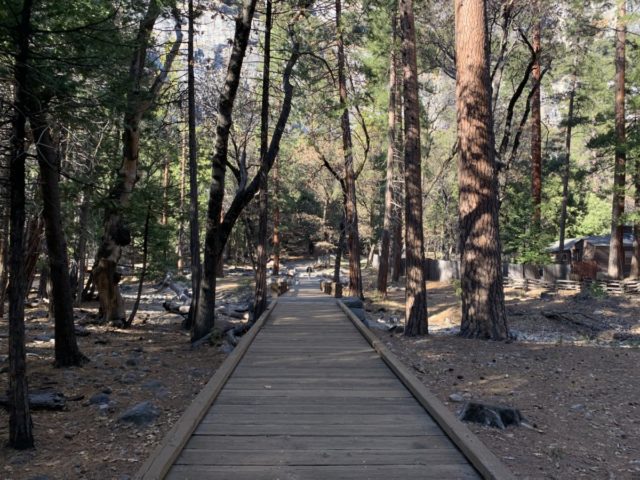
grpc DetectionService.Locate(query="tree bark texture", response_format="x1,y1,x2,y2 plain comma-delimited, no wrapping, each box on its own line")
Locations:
74,188,91,305
8,0,34,448
31,116,85,366
377,12,398,296
399,0,427,336
455,0,508,340
272,158,281,276
608,0,626,280
94,2,181,323
253,0,272,321
335,0,363,299
185,0,201,331
531,11,542,229
194,0,259,341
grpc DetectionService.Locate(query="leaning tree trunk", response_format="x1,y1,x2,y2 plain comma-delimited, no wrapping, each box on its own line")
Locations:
608,0,626,280
531,8,542,230
194,0,259,341
558,58,578,256
94,1,181,323
335,0,363,299
8,0,34,448
253,0,272,320
399,0,427,336
377,12,398,296
455,0,508,340
30,116,85,366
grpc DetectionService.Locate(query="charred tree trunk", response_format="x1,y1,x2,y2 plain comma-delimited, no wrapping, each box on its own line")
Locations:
253,0,272,321
335,0,363,299
531,10,542,229
608,0,626,280
8,0,34,448
455,0,508,340
558,59,577,256
377,12,398,296
31,116,85,366
94,3,181,323
194,0,258,340
399,0,427,336
185,0,201,330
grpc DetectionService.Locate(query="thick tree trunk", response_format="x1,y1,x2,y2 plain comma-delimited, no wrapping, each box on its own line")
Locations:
558,60,578,256
531,11,542,229
185,0,201,331
335,0,363,299
399,0,427,336
377,13,398,296
194,0,261,340
31,116,85,366
94,2,181,323
455,0,508,340
8,0,34,448
253,0,272,321
608,0,626,280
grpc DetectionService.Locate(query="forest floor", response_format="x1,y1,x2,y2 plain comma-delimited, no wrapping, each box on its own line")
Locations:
358,269,640,479
0,268,256,480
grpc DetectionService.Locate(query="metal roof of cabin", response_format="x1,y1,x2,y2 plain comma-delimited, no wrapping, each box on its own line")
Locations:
547,233,635,252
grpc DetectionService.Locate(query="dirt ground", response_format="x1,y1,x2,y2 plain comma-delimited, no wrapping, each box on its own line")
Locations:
0,273,255,480
362,273,640,479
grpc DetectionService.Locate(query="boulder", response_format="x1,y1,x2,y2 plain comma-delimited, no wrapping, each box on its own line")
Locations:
118,401,160,426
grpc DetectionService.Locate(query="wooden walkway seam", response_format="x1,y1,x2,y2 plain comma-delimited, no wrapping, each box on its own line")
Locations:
134,299,279,480
337,300,515,480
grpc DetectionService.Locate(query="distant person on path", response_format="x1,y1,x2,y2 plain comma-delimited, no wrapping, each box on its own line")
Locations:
306,266,313,278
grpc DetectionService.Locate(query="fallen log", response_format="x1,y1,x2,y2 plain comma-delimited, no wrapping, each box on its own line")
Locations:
0,390,66,411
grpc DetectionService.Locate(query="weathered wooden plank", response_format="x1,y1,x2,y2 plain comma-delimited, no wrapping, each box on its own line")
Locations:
213,395,417,406
206,403,426,415
184,434,455,451
175,449,467,466
217,388,413,398
224,377,402,388
200,413,436,425
193,423,443,436
167,464,479,480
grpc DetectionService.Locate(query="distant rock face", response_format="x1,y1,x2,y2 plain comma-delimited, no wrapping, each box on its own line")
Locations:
118,401,160,426
458,402,524,429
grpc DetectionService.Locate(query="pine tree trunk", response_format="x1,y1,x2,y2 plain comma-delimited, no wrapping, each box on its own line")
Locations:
272,159,281,276
531,10,542,229
455,0,508,340
633,151,640,278
558,60,577,257
335,0,363,299
30,116,85,366
0,208,8,318
75,188,91,305
377,13,398,296
253,0,272,320
399,0,427,336
8,0,34,448
608,0,626,280
177,125,186,271
24,215,43,297
194,0,259,341
185,0,201,331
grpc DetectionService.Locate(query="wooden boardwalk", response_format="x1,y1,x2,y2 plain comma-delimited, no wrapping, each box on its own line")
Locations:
137,276,512,479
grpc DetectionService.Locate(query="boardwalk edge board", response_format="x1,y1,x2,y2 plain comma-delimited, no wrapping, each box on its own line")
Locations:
134,299,279,480
337,300,515,480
